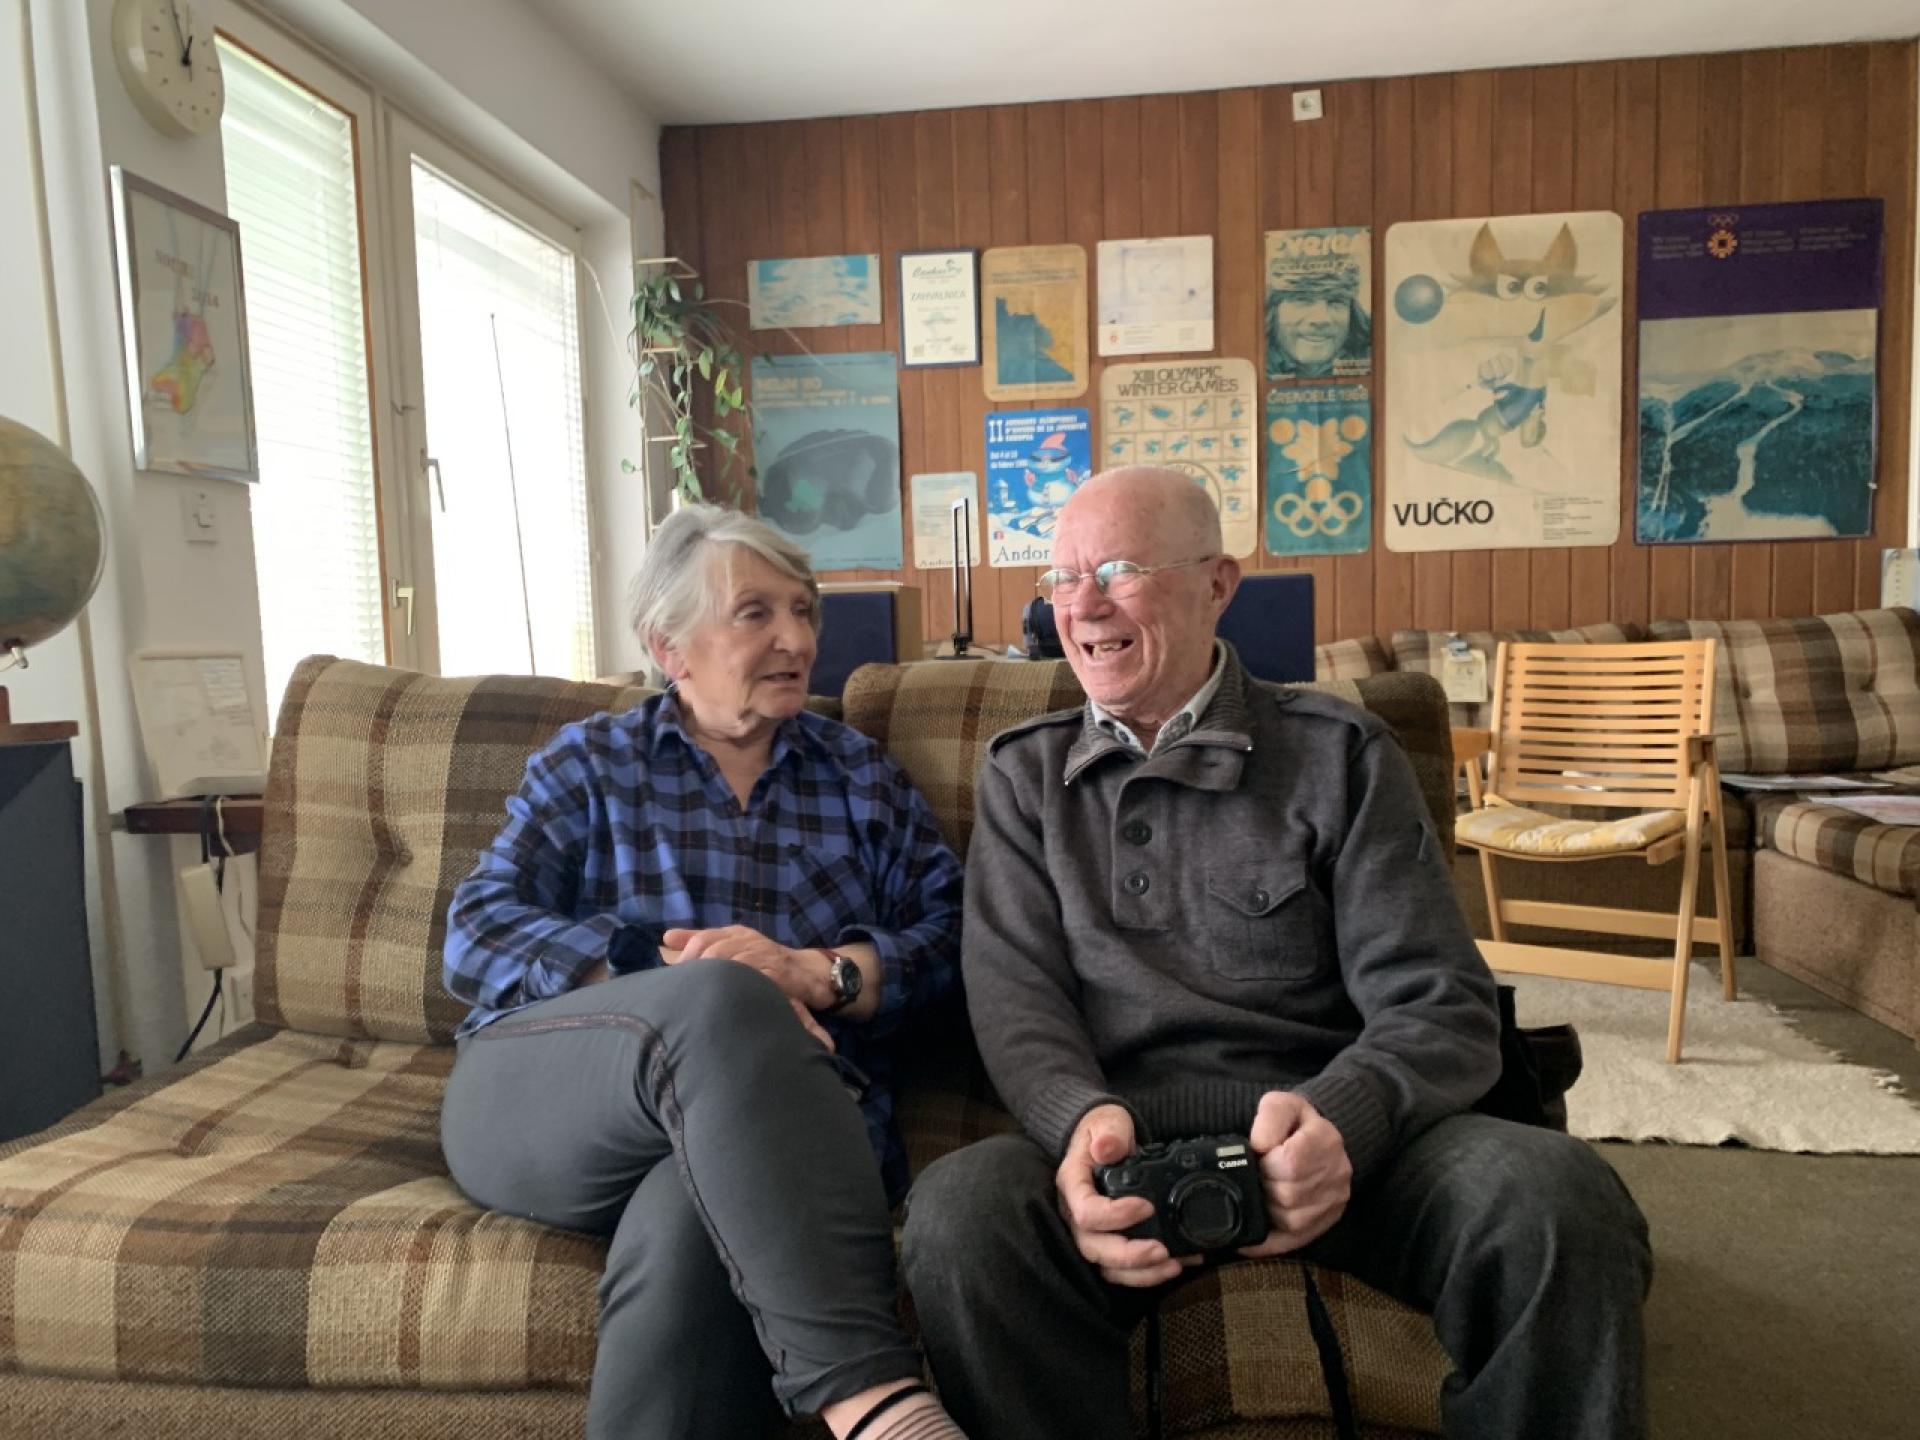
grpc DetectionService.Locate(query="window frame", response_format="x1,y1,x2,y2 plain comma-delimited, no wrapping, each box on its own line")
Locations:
380,109,602,679
214,10,405,671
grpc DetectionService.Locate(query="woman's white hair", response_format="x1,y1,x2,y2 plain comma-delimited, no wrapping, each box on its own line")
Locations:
628,503,821,651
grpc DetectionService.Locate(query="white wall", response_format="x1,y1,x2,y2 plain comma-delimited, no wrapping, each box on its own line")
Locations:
4,0,662,1076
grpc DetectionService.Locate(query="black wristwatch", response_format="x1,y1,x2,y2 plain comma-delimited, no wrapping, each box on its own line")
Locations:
823,950,862,1012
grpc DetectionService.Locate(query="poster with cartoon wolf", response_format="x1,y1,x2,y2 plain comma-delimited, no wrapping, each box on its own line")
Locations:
1384,212,1623,552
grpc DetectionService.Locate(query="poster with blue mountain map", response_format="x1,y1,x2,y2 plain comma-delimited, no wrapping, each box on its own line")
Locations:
981,245,1089,401
1636,200,1882,544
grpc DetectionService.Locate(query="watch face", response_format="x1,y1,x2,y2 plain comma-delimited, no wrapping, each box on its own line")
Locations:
831,955,862,1002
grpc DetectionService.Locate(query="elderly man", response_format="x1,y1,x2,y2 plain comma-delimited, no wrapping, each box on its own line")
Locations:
901,467,1650,1440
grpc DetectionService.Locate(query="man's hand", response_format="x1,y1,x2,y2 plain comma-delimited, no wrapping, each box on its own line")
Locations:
1055,1104,1194,1288
662,925,837,1011
1238,1091,1353,1258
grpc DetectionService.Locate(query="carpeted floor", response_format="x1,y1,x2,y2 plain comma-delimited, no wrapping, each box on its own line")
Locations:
1594,960,1920,1439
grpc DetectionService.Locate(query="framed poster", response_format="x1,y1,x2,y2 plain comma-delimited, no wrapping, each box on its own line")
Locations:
984,408,1091,568
1265,226,1372,380
750,352,903,571
1266,384,1372,557
1100,360,1257,558
1096,236,1214,356
898,250,979,367
980,244,1089,401
1636,199,1883,544
1384,211,1623,552
110,167,257,482
747,254,882,328
909,472,980,567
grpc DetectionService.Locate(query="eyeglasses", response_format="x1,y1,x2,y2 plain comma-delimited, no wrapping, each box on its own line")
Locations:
1035,555,1219,603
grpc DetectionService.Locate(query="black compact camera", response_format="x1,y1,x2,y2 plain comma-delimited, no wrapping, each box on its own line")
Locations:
1094,1134,1270,1257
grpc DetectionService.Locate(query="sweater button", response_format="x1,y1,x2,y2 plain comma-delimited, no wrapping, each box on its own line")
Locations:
1123,820,1151,845
1123,871,1150,896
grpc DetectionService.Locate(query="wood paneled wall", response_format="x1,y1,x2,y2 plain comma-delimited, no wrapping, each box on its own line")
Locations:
660,42,1918,651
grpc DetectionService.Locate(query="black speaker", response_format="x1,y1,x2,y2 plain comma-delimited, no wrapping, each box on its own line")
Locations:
1217,572,1315,683
814,589,910,698
1023,573,1314,681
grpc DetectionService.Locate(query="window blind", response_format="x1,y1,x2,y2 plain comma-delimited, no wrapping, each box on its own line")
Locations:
218,41,385,720
409,160,595,681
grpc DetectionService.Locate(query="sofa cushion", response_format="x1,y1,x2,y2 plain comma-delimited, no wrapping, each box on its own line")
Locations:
1645,609,1920,774
1315,634,1395,681
256,658,654,1044
0,1026,598,1392
843,661,1457,858
1391,623,1650,727
1753,796,1920,900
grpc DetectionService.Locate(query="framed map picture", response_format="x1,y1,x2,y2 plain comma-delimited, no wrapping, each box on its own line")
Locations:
110,168,257,482
980,244,1089,401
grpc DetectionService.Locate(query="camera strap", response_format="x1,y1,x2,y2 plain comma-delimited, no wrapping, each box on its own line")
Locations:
1300,1262,1360,1440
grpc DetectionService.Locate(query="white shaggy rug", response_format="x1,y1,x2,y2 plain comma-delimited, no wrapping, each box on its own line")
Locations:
1500,970,1920,1154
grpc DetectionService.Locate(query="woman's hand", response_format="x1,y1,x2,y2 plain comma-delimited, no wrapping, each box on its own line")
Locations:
662,926,839,1052
662,925,836,1010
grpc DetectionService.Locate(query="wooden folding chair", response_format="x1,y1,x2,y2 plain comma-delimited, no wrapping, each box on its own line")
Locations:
1453,639,1736,1063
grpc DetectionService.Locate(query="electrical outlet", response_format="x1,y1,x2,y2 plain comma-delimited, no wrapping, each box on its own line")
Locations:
1292,89,1324,122
181,486,220,544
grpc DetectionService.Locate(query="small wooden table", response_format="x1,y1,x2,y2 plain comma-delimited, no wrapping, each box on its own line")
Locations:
120,795,266,854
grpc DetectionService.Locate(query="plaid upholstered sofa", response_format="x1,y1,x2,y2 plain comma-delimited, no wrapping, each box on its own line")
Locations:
1316,608,1920,1043
0,654,1464,1440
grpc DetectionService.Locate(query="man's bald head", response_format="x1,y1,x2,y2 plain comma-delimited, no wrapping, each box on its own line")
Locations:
1057,467,1222,565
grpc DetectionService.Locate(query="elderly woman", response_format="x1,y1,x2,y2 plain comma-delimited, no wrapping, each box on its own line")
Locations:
441,505,969,1440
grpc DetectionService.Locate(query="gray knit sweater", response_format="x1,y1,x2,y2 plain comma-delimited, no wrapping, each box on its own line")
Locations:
963,655,1501,1184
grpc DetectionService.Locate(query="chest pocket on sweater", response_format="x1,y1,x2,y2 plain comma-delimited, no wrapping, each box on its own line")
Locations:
1204,862,1323,981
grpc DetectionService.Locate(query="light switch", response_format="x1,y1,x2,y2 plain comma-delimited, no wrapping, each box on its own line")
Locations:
182,486,219,545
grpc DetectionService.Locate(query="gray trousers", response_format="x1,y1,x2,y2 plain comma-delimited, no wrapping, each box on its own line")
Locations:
440,961,920,1439
901,1114,1651,1440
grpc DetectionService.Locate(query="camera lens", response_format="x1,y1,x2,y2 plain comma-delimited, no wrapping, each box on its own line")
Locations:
1168,1174,1242,1250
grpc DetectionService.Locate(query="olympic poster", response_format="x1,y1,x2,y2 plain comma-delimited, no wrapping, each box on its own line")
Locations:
1636,199,1882,544
1265,226,1372,381
1100,359,1257,558
1384,212,1623,552
1265,385,1372,557
984,408,1091,568
750,352,902,571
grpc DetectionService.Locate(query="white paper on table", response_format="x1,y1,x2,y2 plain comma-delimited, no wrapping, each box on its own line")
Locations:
1801,793,1920,825
1719,772,1892,791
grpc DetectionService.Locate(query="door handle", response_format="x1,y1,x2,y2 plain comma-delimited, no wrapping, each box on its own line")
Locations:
391,582,415,636
424,455,445,511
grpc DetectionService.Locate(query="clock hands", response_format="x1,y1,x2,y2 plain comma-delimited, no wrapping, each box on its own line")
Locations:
165,0,192,68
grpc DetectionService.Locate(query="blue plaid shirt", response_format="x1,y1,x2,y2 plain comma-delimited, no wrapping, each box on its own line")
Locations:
443,692,964,1202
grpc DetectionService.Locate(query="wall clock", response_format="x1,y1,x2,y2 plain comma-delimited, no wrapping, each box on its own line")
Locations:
112,0,225,138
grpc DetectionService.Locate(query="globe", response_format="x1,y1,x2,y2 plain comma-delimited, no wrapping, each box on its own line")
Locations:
0,416,106,661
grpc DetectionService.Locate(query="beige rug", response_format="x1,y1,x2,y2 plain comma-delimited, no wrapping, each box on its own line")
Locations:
1501,970,1920,1154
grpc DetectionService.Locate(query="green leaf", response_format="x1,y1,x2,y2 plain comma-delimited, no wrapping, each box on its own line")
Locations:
697,351,713,381
666,276,682,302
619,458,636,473
638,355,656,377
717,430,738,451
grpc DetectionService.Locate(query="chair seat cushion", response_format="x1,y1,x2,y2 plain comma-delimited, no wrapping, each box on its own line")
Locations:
1754,797,1920,899
0,1026,599,1392
1457,804,1688,857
